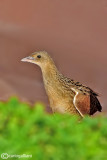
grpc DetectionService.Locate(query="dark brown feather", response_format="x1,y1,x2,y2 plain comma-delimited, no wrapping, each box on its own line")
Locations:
90,93,102,115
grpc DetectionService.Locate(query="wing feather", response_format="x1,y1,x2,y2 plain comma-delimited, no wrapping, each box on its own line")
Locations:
73,91,90,117
72,88,102,116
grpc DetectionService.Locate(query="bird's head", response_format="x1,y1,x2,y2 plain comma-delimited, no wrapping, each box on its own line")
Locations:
21,51,52,68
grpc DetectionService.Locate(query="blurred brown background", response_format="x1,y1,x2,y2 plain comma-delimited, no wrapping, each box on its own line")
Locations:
0,0,107,112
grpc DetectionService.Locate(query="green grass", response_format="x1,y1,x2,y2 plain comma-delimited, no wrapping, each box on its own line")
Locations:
0,97,107,160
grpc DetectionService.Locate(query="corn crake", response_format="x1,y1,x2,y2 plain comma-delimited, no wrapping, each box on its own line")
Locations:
21,51,102,118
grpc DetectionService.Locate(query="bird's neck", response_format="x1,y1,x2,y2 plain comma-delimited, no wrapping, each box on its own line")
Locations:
40,61,63,103
41,61,60,86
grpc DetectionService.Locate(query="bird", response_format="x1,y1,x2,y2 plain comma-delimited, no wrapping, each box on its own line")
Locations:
21,51,102,117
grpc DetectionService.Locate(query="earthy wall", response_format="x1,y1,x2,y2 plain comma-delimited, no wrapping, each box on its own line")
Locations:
0,0,107,112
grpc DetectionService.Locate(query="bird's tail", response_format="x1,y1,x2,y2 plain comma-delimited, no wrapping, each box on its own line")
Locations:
90,93,102,115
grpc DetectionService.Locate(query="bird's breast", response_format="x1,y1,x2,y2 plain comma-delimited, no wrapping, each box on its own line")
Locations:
44,83,74,112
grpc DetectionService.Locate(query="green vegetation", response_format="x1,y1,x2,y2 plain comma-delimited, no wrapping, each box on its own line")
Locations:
0,97,107,160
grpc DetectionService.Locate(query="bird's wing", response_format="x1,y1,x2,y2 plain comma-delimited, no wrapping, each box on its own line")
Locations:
71,88,90,117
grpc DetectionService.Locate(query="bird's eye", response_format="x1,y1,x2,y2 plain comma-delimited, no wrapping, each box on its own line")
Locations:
37,55,41,58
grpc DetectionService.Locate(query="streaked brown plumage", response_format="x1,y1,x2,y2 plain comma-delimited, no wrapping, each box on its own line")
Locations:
21,51,102,117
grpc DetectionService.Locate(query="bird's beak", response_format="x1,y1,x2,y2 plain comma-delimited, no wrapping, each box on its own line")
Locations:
21,56,35,62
